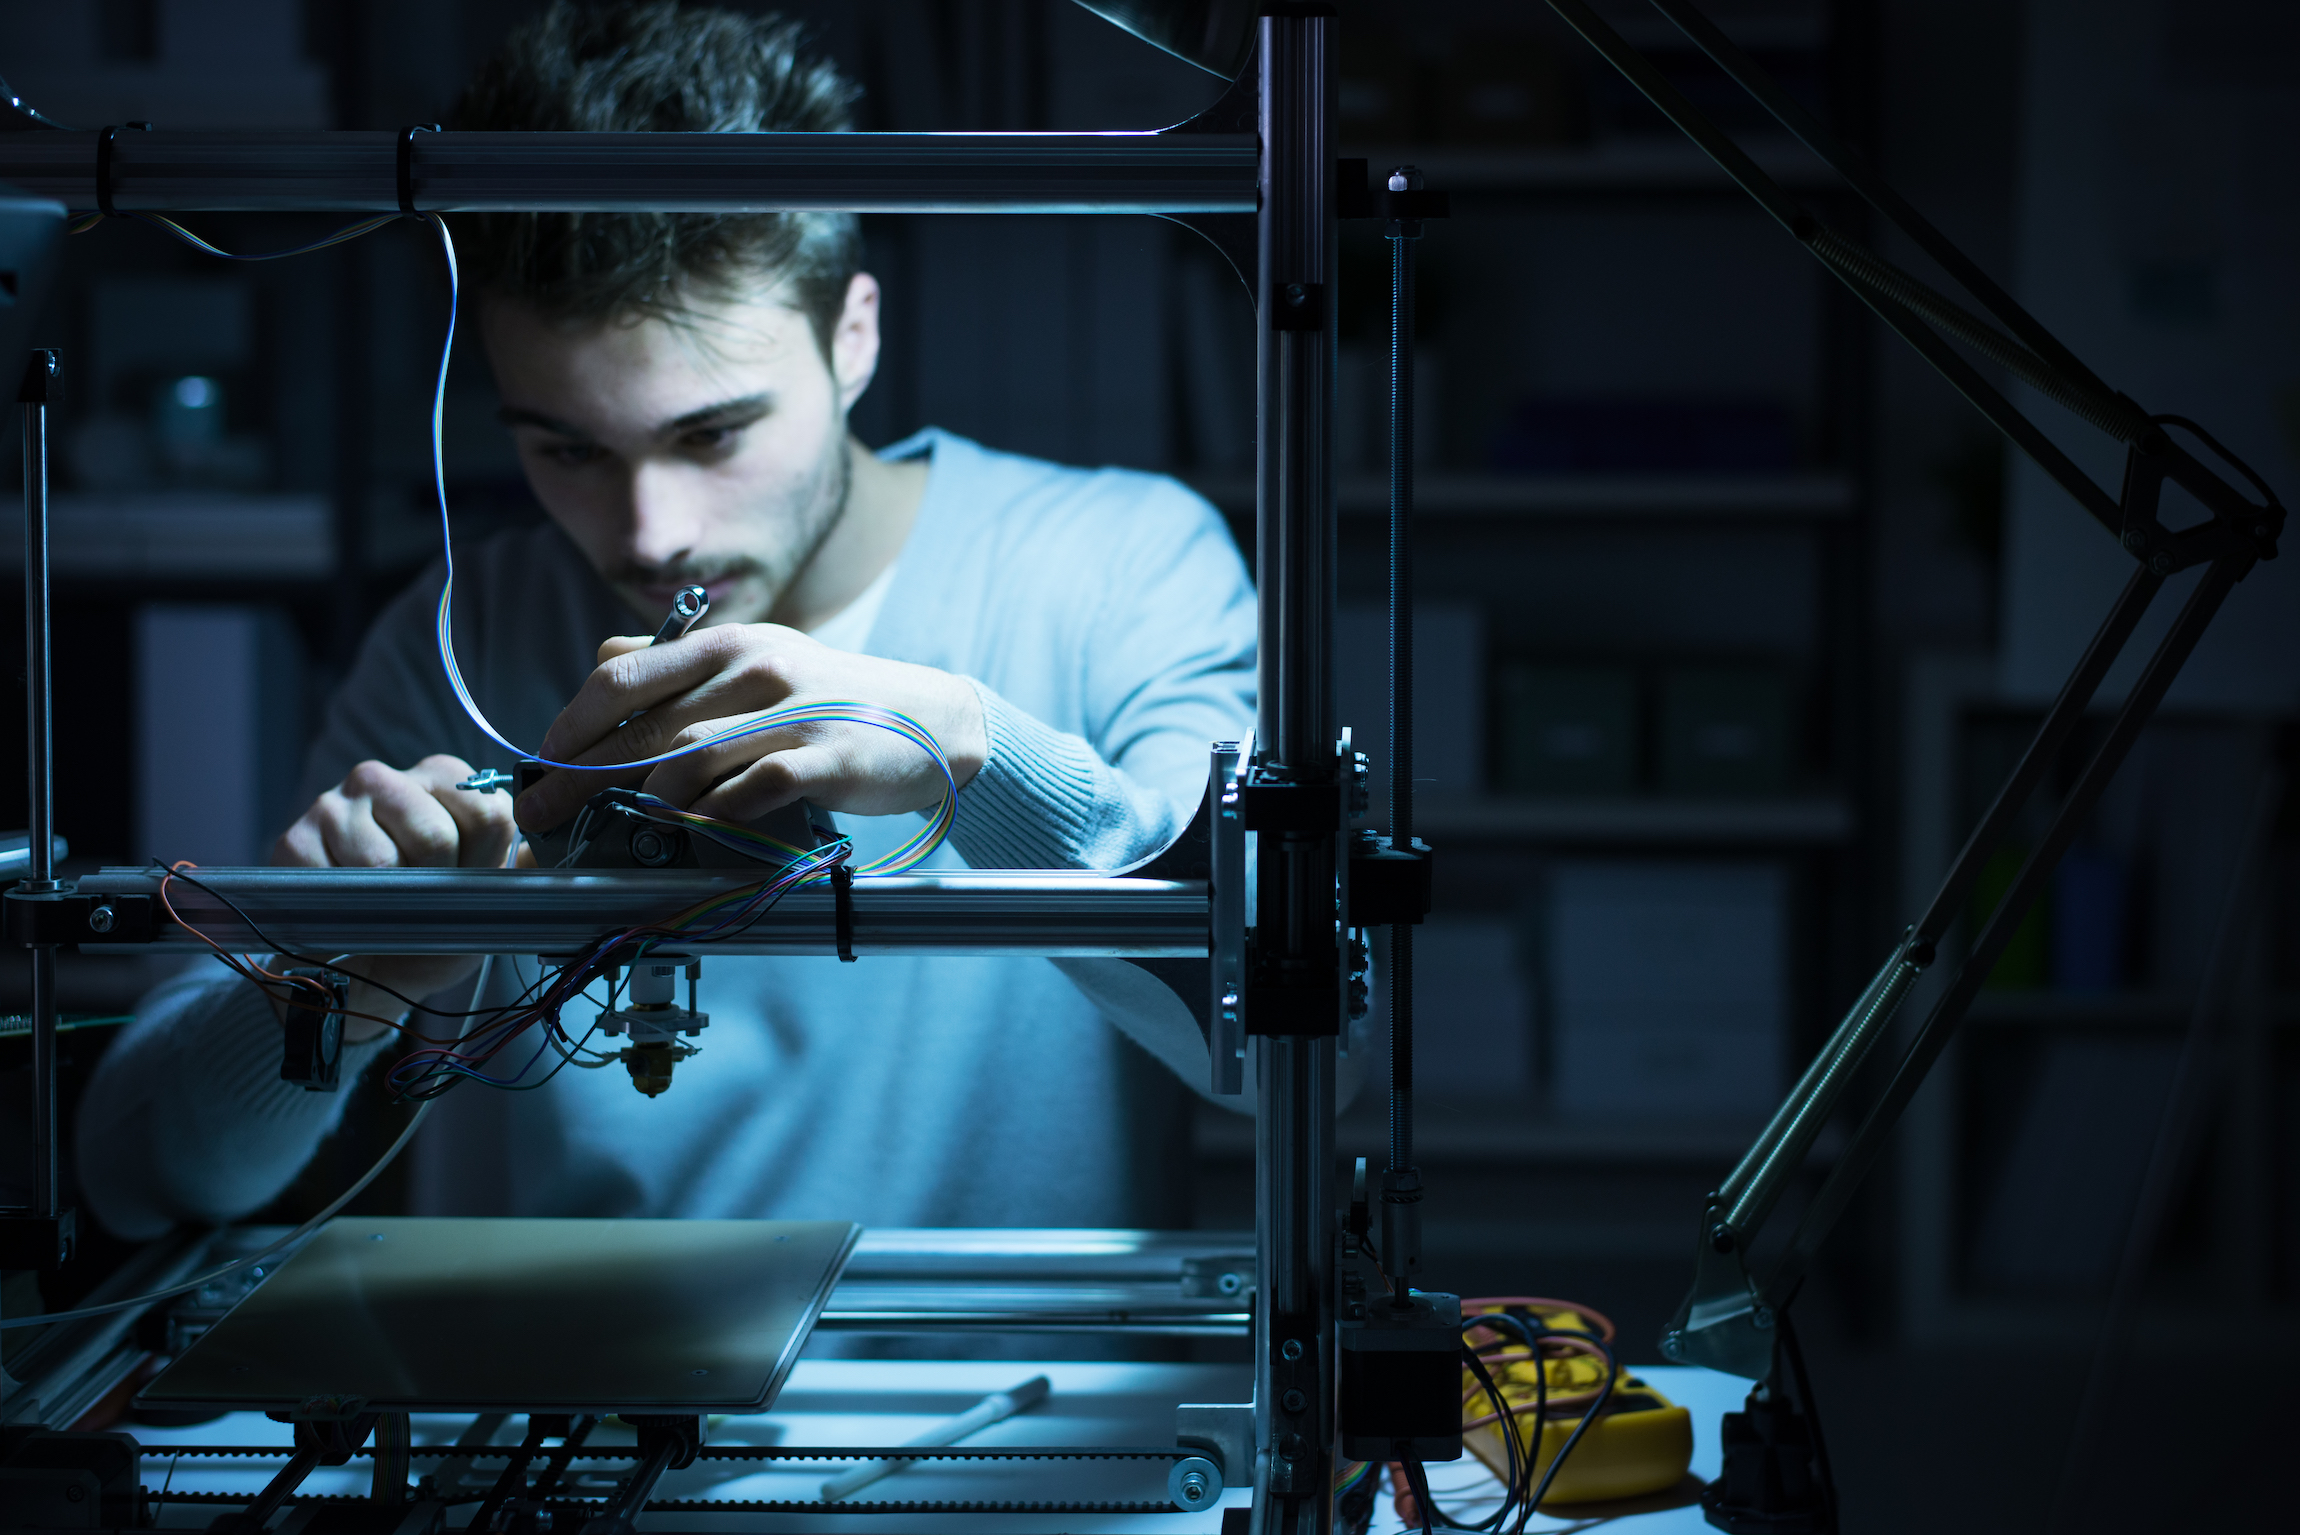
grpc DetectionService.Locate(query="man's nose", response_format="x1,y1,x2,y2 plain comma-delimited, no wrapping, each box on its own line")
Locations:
625,461,705,569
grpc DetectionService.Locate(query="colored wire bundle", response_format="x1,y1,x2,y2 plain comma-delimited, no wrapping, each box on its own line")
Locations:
382,829,855,1099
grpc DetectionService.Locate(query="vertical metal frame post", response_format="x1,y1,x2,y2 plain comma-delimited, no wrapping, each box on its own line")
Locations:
1252,12,1337,1535
14,350,69,1257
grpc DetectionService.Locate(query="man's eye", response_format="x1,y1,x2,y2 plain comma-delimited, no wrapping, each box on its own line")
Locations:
681,426,739,452
539,441,606,468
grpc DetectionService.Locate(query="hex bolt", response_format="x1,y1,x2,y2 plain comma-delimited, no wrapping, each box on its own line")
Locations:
87,905,115,934
1280,1338,1303,1362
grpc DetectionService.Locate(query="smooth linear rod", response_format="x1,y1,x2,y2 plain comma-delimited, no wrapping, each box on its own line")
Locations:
71,867,1207,958
0,130,1259,215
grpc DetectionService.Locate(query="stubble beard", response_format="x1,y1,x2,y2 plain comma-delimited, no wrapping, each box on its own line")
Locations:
609,425,853,626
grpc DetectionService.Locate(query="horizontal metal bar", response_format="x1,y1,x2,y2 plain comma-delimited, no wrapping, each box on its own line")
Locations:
0,130,1259,214
79,866,1208,958
814,1310,1248,1334
150,1445,1193,1462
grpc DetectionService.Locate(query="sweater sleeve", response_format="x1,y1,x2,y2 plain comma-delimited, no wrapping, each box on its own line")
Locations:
76,965,395,1241
941,473,1256,873
73,567,484,1241
947,683,1188,870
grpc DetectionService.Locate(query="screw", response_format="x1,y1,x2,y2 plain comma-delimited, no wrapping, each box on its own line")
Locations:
1218,1272,1243,1296
1751,1305,1776,1331
1659,1331,1684,1360
1708,1223,1736,1254
1181,1473,1208,1502
1284,282,1307,305
1281,1388,1307,1413
1280,1338,1303,1361
88,905,115,934
2151,551,2174,574
2123,530,2147,553
65,1485,85,1502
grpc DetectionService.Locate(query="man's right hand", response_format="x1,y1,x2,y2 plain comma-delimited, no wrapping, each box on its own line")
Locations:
270,754,517,1041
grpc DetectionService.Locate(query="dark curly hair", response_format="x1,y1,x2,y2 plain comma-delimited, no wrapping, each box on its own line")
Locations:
450,2,862,356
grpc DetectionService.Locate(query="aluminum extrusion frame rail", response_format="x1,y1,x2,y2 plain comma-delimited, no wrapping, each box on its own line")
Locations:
0,130,1259,215
54,867,1209,958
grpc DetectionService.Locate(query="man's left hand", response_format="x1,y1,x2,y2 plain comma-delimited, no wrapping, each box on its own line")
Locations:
514,625,987,834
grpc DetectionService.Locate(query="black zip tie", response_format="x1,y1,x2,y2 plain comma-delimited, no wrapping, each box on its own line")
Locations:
398,124,440,218
96,125,117,217
832,864,857,962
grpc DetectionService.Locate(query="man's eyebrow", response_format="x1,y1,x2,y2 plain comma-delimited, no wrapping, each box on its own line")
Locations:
662,393,773,434
496,405,591,438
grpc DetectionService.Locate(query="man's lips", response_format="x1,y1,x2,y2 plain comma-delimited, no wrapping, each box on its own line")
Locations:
633,577,739,612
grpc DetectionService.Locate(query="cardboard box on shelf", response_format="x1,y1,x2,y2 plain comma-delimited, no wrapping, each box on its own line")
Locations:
1543,859,1787,1118
1656,663,1794,796
1495,661,1640,796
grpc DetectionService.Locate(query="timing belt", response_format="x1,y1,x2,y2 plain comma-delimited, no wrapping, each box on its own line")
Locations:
139,1444,1188,1461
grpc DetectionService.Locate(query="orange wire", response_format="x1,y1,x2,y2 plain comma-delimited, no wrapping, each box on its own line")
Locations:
1459,1332,1618,1428
158,862,421,1038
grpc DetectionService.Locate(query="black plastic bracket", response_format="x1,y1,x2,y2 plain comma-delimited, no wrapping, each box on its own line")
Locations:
3,888,155,946
1240,779,1340,831
1347,831,1432,926
0,1208,74,1268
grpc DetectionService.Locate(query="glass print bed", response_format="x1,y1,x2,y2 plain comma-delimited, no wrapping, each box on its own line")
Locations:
139,1217,861,1414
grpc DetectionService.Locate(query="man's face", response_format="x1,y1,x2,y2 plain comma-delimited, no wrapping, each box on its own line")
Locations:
483,273,882,626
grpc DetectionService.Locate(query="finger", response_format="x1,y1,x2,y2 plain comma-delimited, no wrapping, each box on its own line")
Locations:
538,628,746,764
403,754,518,868
358,767,466,869
597,635,649,664
272,813,331,868
638,715,822,809
685,743,848,823
315,789,403,868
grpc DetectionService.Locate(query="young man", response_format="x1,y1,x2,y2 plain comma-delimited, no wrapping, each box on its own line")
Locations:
76,2,1263,1237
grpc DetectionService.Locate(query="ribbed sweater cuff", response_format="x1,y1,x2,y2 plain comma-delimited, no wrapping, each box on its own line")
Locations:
951,681,1135,870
